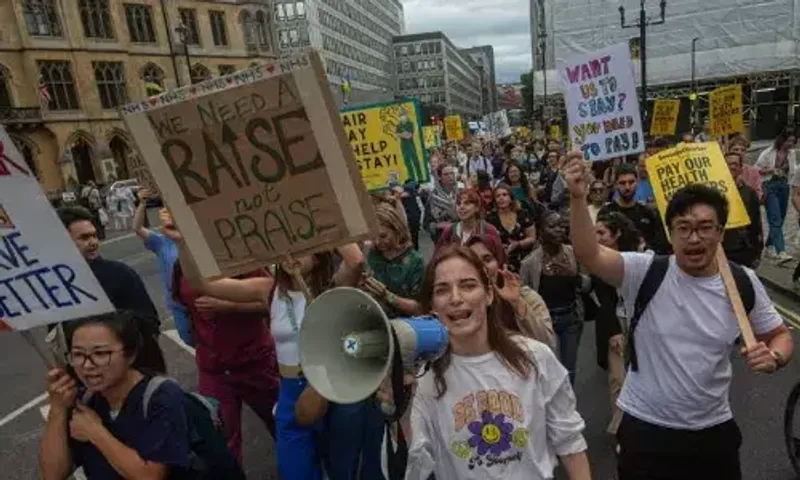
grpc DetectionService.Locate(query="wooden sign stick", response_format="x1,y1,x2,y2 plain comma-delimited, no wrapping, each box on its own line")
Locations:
284,254,314,305
716,247,756,348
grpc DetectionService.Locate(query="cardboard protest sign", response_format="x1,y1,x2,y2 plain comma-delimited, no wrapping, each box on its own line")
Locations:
340,99,429,192
709,84,744,138
120,52,376,280
0,127,114,330
444,115,464,141
650,99,680,136
646,142,749,229
558,42,644,161
482,110,512,138
128,151,160,195
423,126,441,149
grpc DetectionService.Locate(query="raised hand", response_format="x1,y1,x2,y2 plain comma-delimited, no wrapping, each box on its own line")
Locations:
562,151,590,199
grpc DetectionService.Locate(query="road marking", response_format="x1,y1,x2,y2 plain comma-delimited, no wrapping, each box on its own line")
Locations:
0,329,193,431
775,303,800,330
163,329,196,357
100,232,136,245
0,392,48,428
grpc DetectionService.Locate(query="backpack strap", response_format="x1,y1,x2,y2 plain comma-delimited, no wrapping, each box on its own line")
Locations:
625,255,671,372
729,262,756,315
142,376,172,418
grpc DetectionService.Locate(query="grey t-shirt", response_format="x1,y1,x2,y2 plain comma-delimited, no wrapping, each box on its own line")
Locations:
617,252,783,430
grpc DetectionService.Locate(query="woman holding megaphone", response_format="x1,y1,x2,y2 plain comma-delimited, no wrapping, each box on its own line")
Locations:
180,240,366,480
381,245,591,480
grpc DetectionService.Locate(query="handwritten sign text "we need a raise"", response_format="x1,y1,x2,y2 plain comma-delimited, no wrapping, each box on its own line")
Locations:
559,42,644,162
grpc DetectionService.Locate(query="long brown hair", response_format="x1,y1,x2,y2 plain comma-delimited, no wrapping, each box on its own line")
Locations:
275,252,336,297
419,245,535,398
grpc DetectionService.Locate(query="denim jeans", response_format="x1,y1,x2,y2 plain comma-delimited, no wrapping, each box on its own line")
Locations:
765,178,790,253
551,307,583,385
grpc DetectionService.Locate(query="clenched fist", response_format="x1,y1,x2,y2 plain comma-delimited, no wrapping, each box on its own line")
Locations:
562,151,590,199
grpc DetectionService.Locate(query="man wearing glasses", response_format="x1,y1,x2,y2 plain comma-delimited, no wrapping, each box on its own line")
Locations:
563,152,792,480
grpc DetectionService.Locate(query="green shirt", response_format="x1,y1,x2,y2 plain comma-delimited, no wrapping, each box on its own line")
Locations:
367,247,424,318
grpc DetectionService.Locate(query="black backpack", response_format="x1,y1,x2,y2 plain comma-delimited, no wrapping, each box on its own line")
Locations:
625,255,755,371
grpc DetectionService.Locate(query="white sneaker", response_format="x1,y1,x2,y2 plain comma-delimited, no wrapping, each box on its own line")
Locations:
776,251,793,264
765,246,777,259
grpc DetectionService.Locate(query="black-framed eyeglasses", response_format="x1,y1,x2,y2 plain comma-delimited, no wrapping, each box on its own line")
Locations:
67,348,123,368
671,223,723,240
590,187,605,193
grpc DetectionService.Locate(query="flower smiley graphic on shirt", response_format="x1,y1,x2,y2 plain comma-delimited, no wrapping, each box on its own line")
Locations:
450,389,530,470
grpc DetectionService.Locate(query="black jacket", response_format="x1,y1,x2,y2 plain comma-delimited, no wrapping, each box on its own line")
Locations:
722,183,762,268
598,201,671,254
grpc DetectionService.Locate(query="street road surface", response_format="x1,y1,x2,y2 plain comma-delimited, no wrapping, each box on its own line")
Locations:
1,226,799,479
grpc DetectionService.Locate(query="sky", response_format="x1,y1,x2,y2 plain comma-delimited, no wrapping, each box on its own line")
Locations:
400,0,532,84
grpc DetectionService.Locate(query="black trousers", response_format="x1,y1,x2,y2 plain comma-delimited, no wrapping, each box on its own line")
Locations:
617,413,742,480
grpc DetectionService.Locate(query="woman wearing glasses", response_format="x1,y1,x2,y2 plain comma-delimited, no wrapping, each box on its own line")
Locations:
40,311,190,479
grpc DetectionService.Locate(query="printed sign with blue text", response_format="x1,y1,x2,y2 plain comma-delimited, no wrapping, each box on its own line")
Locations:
0,126,114,330
558,42,644,162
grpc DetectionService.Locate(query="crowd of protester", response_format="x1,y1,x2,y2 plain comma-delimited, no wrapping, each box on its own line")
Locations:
38,126,799,480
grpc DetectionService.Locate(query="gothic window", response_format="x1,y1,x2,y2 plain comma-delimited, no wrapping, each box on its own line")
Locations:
23,0,62,37
93,62,127,109
124,4,156,43
190,64,211,83
38,61,79,110
79,0,114,39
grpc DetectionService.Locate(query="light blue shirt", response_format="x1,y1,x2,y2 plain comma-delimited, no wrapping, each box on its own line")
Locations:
144,232,193,345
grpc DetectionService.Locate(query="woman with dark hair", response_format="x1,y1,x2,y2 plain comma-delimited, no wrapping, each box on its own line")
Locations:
40,311,190,479
437,189,500,247
475,171,494,212
756,128,797,262
190,243,368,479
520,210,590,385
466,234,556,348
392,245,590,479
505,163,536,206
591,212,642,435
486,183,537,272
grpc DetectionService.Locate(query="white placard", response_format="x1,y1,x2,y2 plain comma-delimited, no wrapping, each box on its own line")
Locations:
482,110,513,138
0,127,113,331
558,42,644,162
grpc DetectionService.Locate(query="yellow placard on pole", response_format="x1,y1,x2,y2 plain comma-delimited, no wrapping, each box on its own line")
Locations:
423,126,442,149
650,99,680,136
709,84,744,138
549,124,561,142
646,142,750,229
341,99,429,191
444,115,464,141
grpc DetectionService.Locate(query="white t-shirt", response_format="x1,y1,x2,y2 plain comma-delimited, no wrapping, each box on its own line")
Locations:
403,337,587,480
618,252,783,430
269,289,307,366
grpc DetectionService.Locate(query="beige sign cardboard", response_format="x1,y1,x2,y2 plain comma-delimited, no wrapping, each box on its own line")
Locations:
121,52,375,280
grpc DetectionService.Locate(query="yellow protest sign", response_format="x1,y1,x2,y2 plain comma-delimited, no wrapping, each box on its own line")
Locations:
646,142,749,229
423,125,441,149
709,84,744,138
444,115,464,141
340,99,428,191
650,99,680,136
550,124,561,142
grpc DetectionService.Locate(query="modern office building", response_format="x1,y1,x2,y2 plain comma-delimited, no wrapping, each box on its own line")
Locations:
0,0,274,192
530,0,800,138
392,31,483,119
273,0,404,106
462,45,497,114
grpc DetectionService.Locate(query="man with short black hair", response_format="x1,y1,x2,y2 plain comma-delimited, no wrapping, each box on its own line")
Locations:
722,152,763,268
564,153,792,480
600,163,669,254
57,206,165,373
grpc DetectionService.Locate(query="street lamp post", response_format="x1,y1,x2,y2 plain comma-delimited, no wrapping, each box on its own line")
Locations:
691,37,699,130
620,0,667,131
175,23,193,84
